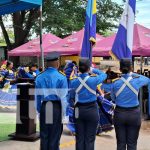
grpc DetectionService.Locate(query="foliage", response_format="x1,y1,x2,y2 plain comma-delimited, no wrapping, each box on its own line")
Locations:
38,0,123,38
0,0,123,50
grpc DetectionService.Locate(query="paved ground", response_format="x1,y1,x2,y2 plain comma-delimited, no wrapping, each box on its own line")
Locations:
0,122,150,150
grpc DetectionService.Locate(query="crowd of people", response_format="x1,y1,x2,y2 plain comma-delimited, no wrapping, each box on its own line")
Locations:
0,61,40,88
35,52,150,150
0,52,150,150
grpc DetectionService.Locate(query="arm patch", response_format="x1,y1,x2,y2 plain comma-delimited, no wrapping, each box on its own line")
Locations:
59,71,66,76
112,78,120,82
90,74,97,77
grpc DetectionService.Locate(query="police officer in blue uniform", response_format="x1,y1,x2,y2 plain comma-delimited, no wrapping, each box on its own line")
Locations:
35,51,68,150
70,57,107,150
111,58,150,150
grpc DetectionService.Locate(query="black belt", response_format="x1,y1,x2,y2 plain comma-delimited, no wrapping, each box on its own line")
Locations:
116,105,139,111
42,100,60,104
76,101,96,106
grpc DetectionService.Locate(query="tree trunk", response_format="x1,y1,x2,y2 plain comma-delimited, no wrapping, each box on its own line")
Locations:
0,16,12,50
12,9,39,48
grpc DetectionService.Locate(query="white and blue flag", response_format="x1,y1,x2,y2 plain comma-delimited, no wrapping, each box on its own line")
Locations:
110,0,136,60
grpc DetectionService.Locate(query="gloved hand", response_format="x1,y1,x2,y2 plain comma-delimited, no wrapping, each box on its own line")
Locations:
62,116,69,124
101,94,105,97
89,67,94,74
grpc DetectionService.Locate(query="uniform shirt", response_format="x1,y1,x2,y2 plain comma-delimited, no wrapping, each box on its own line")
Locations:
70,69,107,103
148,84,150,116
0,69,7,77
111,73,150,108
0,73,4,88
34,69,40,76
18,68,34,79
101,83,112,93
5,69,15,80
35,67,68,114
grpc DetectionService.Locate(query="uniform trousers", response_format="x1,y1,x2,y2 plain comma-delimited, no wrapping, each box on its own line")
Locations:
40,101,63,150
114,106,141,150
75,101,99,150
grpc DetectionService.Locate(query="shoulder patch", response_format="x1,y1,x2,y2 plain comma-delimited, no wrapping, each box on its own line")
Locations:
112,78,120,82
90,74,97,77
59,71,66,76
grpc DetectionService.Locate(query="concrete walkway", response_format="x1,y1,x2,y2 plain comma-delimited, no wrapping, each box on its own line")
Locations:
0,122,150,150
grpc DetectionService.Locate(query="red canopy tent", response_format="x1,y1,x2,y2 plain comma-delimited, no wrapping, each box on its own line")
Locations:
44,29,104,55
93,34,116,56
93,24,150,56
8,33,61,57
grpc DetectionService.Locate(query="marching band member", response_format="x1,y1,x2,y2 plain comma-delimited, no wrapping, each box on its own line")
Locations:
70,57,107,150
111,58,150,150
35,52,68,150
65,60,114,135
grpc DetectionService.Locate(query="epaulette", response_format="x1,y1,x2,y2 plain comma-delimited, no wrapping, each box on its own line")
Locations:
132,75,140,79
90,74,97,77
36,71,45,78
97,84,102,90
112,78,120,82
70,76,77,80
59,71,66,76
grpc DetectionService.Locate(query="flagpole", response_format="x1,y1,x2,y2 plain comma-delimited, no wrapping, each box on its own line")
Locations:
90,43,93,65
80,0,96,63
40,5,44,70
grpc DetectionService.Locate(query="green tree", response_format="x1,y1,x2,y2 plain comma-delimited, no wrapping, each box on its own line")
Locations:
0,0,123,50
96,0,123,34
0,9,39,50
39,0,123,38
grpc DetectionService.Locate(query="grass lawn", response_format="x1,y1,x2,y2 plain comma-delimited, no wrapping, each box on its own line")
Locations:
0,113,16,141
0,113,39,142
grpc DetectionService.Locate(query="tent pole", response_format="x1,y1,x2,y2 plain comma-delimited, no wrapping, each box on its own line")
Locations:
40,5,44,70
140,56,143,117
37,56,40,68
132,56,135,72
140,56,143,74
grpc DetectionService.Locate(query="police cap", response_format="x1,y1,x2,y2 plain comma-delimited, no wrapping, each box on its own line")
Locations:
45,51,60,61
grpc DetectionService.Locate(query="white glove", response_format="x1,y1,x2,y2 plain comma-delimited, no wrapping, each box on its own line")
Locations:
62,116,69,124
89,67,94,74
101,94,105,98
